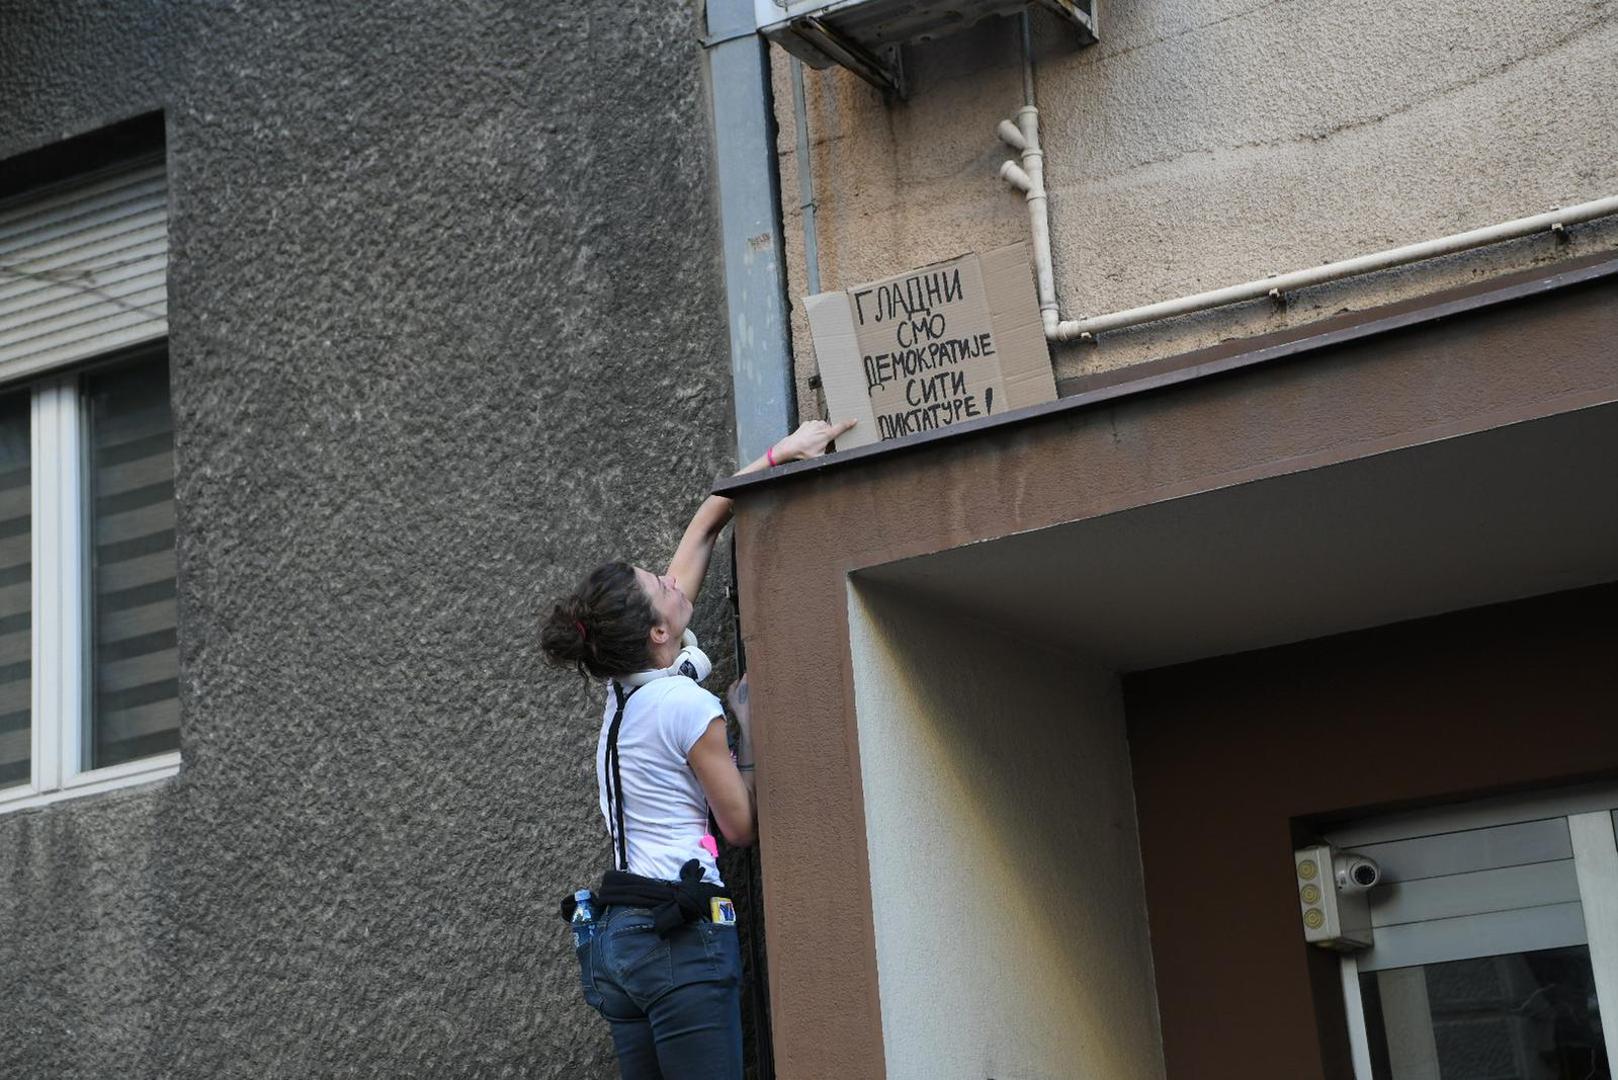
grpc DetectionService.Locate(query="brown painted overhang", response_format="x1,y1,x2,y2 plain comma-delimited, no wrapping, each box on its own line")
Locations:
726,248,1618,1079
717,250,1618,497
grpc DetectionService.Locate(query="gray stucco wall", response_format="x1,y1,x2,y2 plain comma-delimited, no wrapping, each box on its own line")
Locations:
0,2,740,1076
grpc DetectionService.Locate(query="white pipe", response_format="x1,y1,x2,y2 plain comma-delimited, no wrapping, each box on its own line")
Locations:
1051,194,1618,340
998,137,1618,342
1014,106,1060,339
1001,14,1058,338
998,160,1032,193
996,118,1027,153
997,17,1618,343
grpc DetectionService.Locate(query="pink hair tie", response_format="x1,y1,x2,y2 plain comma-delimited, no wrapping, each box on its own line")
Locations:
766,445,777,468
574,619,588,640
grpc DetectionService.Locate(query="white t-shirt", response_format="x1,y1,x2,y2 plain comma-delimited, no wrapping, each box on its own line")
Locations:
597,676,726,885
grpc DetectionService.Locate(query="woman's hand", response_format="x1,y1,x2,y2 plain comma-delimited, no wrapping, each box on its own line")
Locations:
726,675,752,765
772,418,857,463
665,418,856,604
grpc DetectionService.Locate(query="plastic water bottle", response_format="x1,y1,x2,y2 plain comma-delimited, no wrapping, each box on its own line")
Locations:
571,889,596,949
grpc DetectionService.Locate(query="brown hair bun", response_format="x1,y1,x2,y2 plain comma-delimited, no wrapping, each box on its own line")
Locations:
541,561,658,680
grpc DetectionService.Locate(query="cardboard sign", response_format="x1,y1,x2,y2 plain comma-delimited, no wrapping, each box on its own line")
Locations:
805,243,1056,450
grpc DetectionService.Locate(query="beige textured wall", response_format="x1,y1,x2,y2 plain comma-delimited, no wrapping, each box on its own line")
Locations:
847,580,1165,1079
774,1,1618,416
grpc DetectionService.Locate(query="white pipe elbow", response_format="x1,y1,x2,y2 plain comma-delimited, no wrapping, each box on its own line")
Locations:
1051,318,1088,343
999,160,1032,192
996,118,1028,151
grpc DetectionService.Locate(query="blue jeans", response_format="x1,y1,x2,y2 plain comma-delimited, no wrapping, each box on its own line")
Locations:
576,905,744,1080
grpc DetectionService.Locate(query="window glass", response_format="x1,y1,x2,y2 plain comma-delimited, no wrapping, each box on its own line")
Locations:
86,358,177,769
0,392,28,787
1359,945,1610,1078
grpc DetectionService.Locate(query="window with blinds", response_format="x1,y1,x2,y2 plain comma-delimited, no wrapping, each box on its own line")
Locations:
0,149,178,809
87,358,178,769
0,392,28,789
0,159,168,384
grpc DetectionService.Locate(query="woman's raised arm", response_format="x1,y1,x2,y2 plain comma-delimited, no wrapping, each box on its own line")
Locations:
665,419,854,603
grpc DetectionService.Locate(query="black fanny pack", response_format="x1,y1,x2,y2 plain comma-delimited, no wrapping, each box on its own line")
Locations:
560,857,727,938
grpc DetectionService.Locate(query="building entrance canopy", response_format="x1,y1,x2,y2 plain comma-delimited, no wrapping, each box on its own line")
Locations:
858,397,1618,671
721,253,1618,1079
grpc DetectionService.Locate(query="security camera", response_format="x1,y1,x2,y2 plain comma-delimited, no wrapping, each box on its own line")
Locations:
1334,854,1381,893
1295,844,1380,950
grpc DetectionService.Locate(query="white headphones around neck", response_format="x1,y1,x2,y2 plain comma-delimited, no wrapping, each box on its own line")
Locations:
618,629,712,688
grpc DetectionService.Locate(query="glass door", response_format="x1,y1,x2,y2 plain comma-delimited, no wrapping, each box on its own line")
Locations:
1327,793,1618,1079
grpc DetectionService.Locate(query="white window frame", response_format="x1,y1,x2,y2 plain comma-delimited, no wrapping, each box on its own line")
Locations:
1328,783,1618,1078
0,366,180,813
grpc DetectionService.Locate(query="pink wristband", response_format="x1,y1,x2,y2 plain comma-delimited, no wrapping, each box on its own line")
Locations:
766,445,777,468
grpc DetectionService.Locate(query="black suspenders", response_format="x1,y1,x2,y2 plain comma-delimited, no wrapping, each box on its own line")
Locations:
604,681,639,872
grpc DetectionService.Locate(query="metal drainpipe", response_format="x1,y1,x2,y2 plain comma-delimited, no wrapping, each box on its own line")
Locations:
789,57,822,297
1020,12,1035,114
701,6,786,1077
705,0,796,465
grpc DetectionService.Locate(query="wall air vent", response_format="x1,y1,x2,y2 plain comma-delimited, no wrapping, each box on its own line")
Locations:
756,0,1097,96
